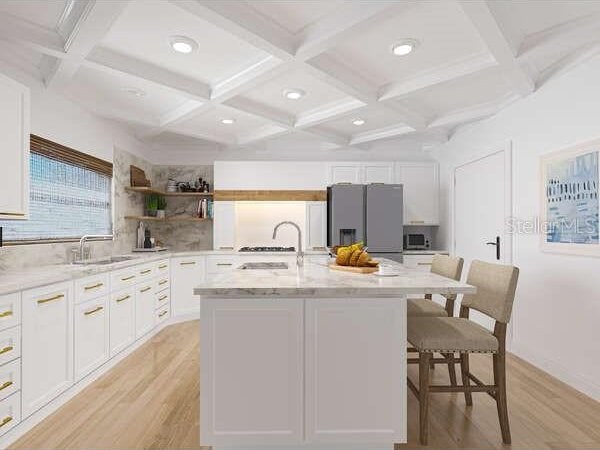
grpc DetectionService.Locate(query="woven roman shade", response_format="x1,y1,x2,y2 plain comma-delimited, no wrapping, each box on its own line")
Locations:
30,134,113,177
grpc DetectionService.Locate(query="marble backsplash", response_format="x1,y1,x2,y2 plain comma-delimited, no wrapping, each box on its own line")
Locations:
0,149,213,270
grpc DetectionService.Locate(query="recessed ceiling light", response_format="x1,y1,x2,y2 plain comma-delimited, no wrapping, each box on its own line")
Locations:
283,88,306,100
169,35,198,54
352,118,366,126
392,39,419,56
221,118,235,125
120,86,146,97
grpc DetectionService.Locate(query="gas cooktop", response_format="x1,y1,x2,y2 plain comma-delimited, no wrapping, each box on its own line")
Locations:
238,246,295,252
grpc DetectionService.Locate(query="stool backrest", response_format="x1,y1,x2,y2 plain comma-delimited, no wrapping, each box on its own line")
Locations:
430,254,464,300
461,260,519,324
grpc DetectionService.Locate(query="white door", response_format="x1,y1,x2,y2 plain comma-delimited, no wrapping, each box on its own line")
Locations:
454,149,511,327
171,257,206,316
74,296,109,381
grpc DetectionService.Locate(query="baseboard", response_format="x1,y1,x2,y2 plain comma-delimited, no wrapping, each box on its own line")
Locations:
0,315,198,449
510,341,600,401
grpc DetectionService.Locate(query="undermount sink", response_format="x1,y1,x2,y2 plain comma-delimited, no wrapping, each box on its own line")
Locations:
73,256,137,265
238,262,289,270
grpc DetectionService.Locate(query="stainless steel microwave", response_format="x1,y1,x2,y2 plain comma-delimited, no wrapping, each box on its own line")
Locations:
403,233,428,250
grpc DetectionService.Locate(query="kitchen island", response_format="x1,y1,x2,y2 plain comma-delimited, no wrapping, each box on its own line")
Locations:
194,256,475,450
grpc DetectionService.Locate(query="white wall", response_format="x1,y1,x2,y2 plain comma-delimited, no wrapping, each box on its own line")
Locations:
434,54,600,400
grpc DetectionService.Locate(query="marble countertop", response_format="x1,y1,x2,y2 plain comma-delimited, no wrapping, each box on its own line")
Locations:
194,256,475,298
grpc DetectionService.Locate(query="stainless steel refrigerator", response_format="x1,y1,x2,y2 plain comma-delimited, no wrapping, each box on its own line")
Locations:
327,184,404,262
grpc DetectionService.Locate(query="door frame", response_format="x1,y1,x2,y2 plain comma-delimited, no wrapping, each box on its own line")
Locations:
451,141,516,342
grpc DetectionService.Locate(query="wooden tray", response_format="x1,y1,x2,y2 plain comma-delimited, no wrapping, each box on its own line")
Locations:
328,263,379,274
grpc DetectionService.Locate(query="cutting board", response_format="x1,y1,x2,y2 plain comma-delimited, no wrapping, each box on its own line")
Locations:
328,263,379,274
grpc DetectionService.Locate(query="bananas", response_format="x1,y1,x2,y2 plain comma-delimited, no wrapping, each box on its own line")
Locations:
333,242,379,268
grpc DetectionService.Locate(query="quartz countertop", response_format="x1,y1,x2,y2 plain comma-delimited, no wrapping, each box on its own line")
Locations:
194,256,475,298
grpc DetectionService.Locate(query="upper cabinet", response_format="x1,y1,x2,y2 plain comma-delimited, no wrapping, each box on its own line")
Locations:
395,162,439,225
0,73,29,220
213,201,236,250
327,162,394,185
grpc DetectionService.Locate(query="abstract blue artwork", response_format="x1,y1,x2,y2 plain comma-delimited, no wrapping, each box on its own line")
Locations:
545,150,599,244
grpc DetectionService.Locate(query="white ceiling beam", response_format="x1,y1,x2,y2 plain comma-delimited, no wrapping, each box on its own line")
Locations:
349,124,415,145
295,98,365,129
0,12,65,57
238,124,289,146
458,0,534,97
211,56,286,100
223,97,294,128
429,93,520,128
297,128,349,148
535,42,600,89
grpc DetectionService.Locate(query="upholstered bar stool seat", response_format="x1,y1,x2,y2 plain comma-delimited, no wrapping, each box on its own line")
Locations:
408,317,499,353
407,298,448,317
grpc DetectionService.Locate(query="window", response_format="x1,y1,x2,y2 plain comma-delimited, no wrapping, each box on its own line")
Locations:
0,135,113,243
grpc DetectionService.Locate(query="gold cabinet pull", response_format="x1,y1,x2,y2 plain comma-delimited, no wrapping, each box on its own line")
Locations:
0,416,12,428
417,262,433,266
180,261,196,265
217,263,233,266
140,286,152,293
37,294,64,304
0,311,13,318
116,294,131,303
158,310,168,318
158,280,168,285
158,294,168,301
158,264,168,269
0,346,13,356
84,282,104,291
410,220,426,224
140,269,152,274
121,275,136,281
0,381,13,391
84,306,104,316
219,247,234,250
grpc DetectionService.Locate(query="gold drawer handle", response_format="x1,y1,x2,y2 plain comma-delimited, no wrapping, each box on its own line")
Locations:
0,416,12,428
158,294,168,301
411,220,426,224
140,269,152,274
84,282,104,291
37,294,64,304
158,280,168,285
417,262,432,266
0,381,13,391
158,310,168,318
0,346,13,356
219,247,234,250
121,275,136,281
140,286,152,293
116,294,131,303
158,264,168,269
180,261,196,265
216,263,233,266
0,311,13,318
84,306,104,316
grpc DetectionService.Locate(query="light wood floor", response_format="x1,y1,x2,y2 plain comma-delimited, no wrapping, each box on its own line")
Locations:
11,321,600,449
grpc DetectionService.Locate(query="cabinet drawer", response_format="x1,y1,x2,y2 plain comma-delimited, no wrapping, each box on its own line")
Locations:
206,255,238,275
111,267,139,291
0,391,20,436
156,304,170,325
403,255,434,271
0,293,21,332
0,327,20,366
0,359,20,402
75,273,110,304
155,259,170,275
155,276,170,293
155,291,170,310
136,263,155,281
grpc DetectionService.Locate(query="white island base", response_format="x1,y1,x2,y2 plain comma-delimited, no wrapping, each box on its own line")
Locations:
200,296,407,450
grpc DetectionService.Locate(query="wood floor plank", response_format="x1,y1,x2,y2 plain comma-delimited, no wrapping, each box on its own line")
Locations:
11,321,600,450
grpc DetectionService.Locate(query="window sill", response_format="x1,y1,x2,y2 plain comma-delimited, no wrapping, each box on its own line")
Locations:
2,237,114,246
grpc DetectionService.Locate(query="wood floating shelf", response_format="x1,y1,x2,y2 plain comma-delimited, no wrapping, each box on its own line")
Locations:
124,216,211,222
213,190,327,201
125,186,213,197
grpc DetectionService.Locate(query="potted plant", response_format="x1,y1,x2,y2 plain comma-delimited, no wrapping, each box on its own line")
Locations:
145,194,158,217
156,196,167,219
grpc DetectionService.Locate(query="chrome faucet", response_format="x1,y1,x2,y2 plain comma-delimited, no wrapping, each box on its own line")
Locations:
272,221,303,266
77,234,113,261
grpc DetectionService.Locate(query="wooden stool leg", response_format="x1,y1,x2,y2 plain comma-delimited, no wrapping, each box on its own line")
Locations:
493,353,511,444
443,352,457,386
460,353,473,406
419,352,431,445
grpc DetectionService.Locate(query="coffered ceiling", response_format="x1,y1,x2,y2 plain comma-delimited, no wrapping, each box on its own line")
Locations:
0,0,599,152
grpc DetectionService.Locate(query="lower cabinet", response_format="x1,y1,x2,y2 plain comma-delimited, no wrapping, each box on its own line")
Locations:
135,282,155,339
0,391,20,435
171,256,206,316
22,281,73,418
74,296,109,381
110,288,136,356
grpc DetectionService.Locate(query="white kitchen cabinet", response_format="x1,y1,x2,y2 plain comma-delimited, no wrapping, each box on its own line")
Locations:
0,326,20,367
0,391,21,436
74,296,109,381
171,256,206,316
22,281,73,418
0,72,29,220
213,201,236,250
110,288,136,356
135,281,155,339
395,162,439,225
0,359,20,402
327,163,362,184
327,162,395,185
0,293,20,333
363,163,394,184
305,202,327,250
